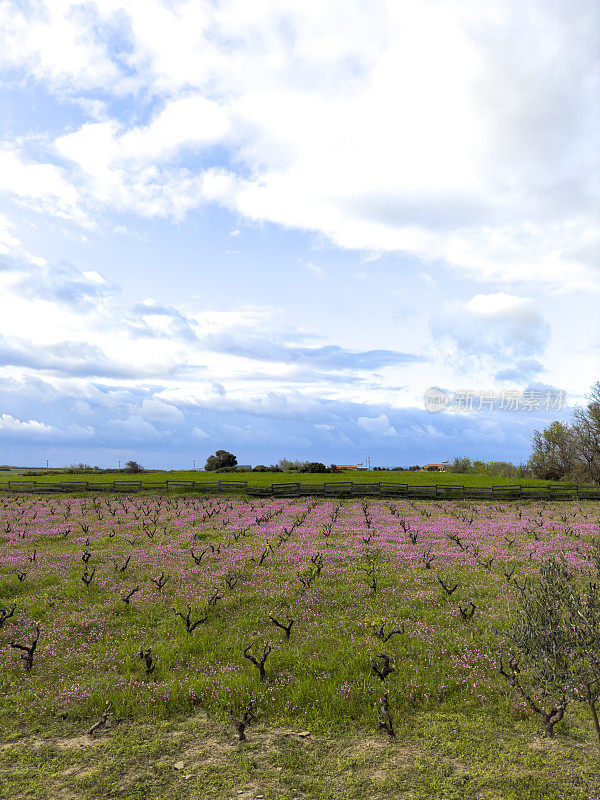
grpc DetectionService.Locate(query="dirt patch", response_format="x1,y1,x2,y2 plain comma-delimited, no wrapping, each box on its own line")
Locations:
343,733,419,764
27,733,107,750
179,732,238,769
527,735,574,753
1,732,107,752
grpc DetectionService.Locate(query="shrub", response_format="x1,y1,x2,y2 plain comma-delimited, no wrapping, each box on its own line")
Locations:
300,462,328,473
124,461,144,473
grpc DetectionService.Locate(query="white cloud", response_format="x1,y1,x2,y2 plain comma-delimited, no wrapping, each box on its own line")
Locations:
0,214,22,253
71,400,92,415
466,293,529,317
192,426,210,438
432,293,549,362
357,413,397,437
0,1,595,288
81,270,105,284
0,0,123,90
137,397,184,422
0,413,53,436
55,95,229,178
108,416,162,439
304,261,325,276
0,147,82,221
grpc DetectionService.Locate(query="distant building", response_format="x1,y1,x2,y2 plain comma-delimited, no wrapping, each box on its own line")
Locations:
421,463,449,471
335,464,359,471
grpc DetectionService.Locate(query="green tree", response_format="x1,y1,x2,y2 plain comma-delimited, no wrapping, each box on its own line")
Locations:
300,462,328,473
451,457,473,473
124,460,143,473
528,421,575,481
205,450,237,471
502,556,600,753
572,382,600,485
277,458,309,471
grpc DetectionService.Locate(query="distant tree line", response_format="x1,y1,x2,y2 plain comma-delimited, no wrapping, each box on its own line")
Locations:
22,461,145,477
448,457,530,479
449,381,600,485
204,453,336,473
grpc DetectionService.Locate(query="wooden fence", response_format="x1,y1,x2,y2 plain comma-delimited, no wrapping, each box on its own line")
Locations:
0,480,599,500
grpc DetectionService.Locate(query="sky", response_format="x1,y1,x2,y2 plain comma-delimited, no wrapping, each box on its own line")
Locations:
0,0,598,469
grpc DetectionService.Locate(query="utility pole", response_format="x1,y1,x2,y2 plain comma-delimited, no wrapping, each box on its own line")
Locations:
118,460,121,470
46,460,49,469
193,459,196,471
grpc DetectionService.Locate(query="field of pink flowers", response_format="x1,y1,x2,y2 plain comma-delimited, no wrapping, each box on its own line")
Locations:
0,493,598,744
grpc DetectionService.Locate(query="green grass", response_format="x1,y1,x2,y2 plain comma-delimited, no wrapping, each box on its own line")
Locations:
0,468,577,488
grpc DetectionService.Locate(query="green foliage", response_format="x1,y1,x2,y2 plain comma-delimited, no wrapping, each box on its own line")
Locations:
528,422,575,481
450,457,530,479
300,462,328,473
277,458,310,471
507,558,574,685
505,555,600,748
527,381,600,485
204,450,238,471
124,461,144,473
571,381,600,485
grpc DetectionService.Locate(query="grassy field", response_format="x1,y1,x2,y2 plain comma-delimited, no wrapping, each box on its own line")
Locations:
1,494,600,799
0,469,576,489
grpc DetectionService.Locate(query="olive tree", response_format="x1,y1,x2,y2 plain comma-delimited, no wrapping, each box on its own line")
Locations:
502,556,600,754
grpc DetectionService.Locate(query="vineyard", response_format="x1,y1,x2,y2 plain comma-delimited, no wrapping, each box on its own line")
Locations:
1,494,599,799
